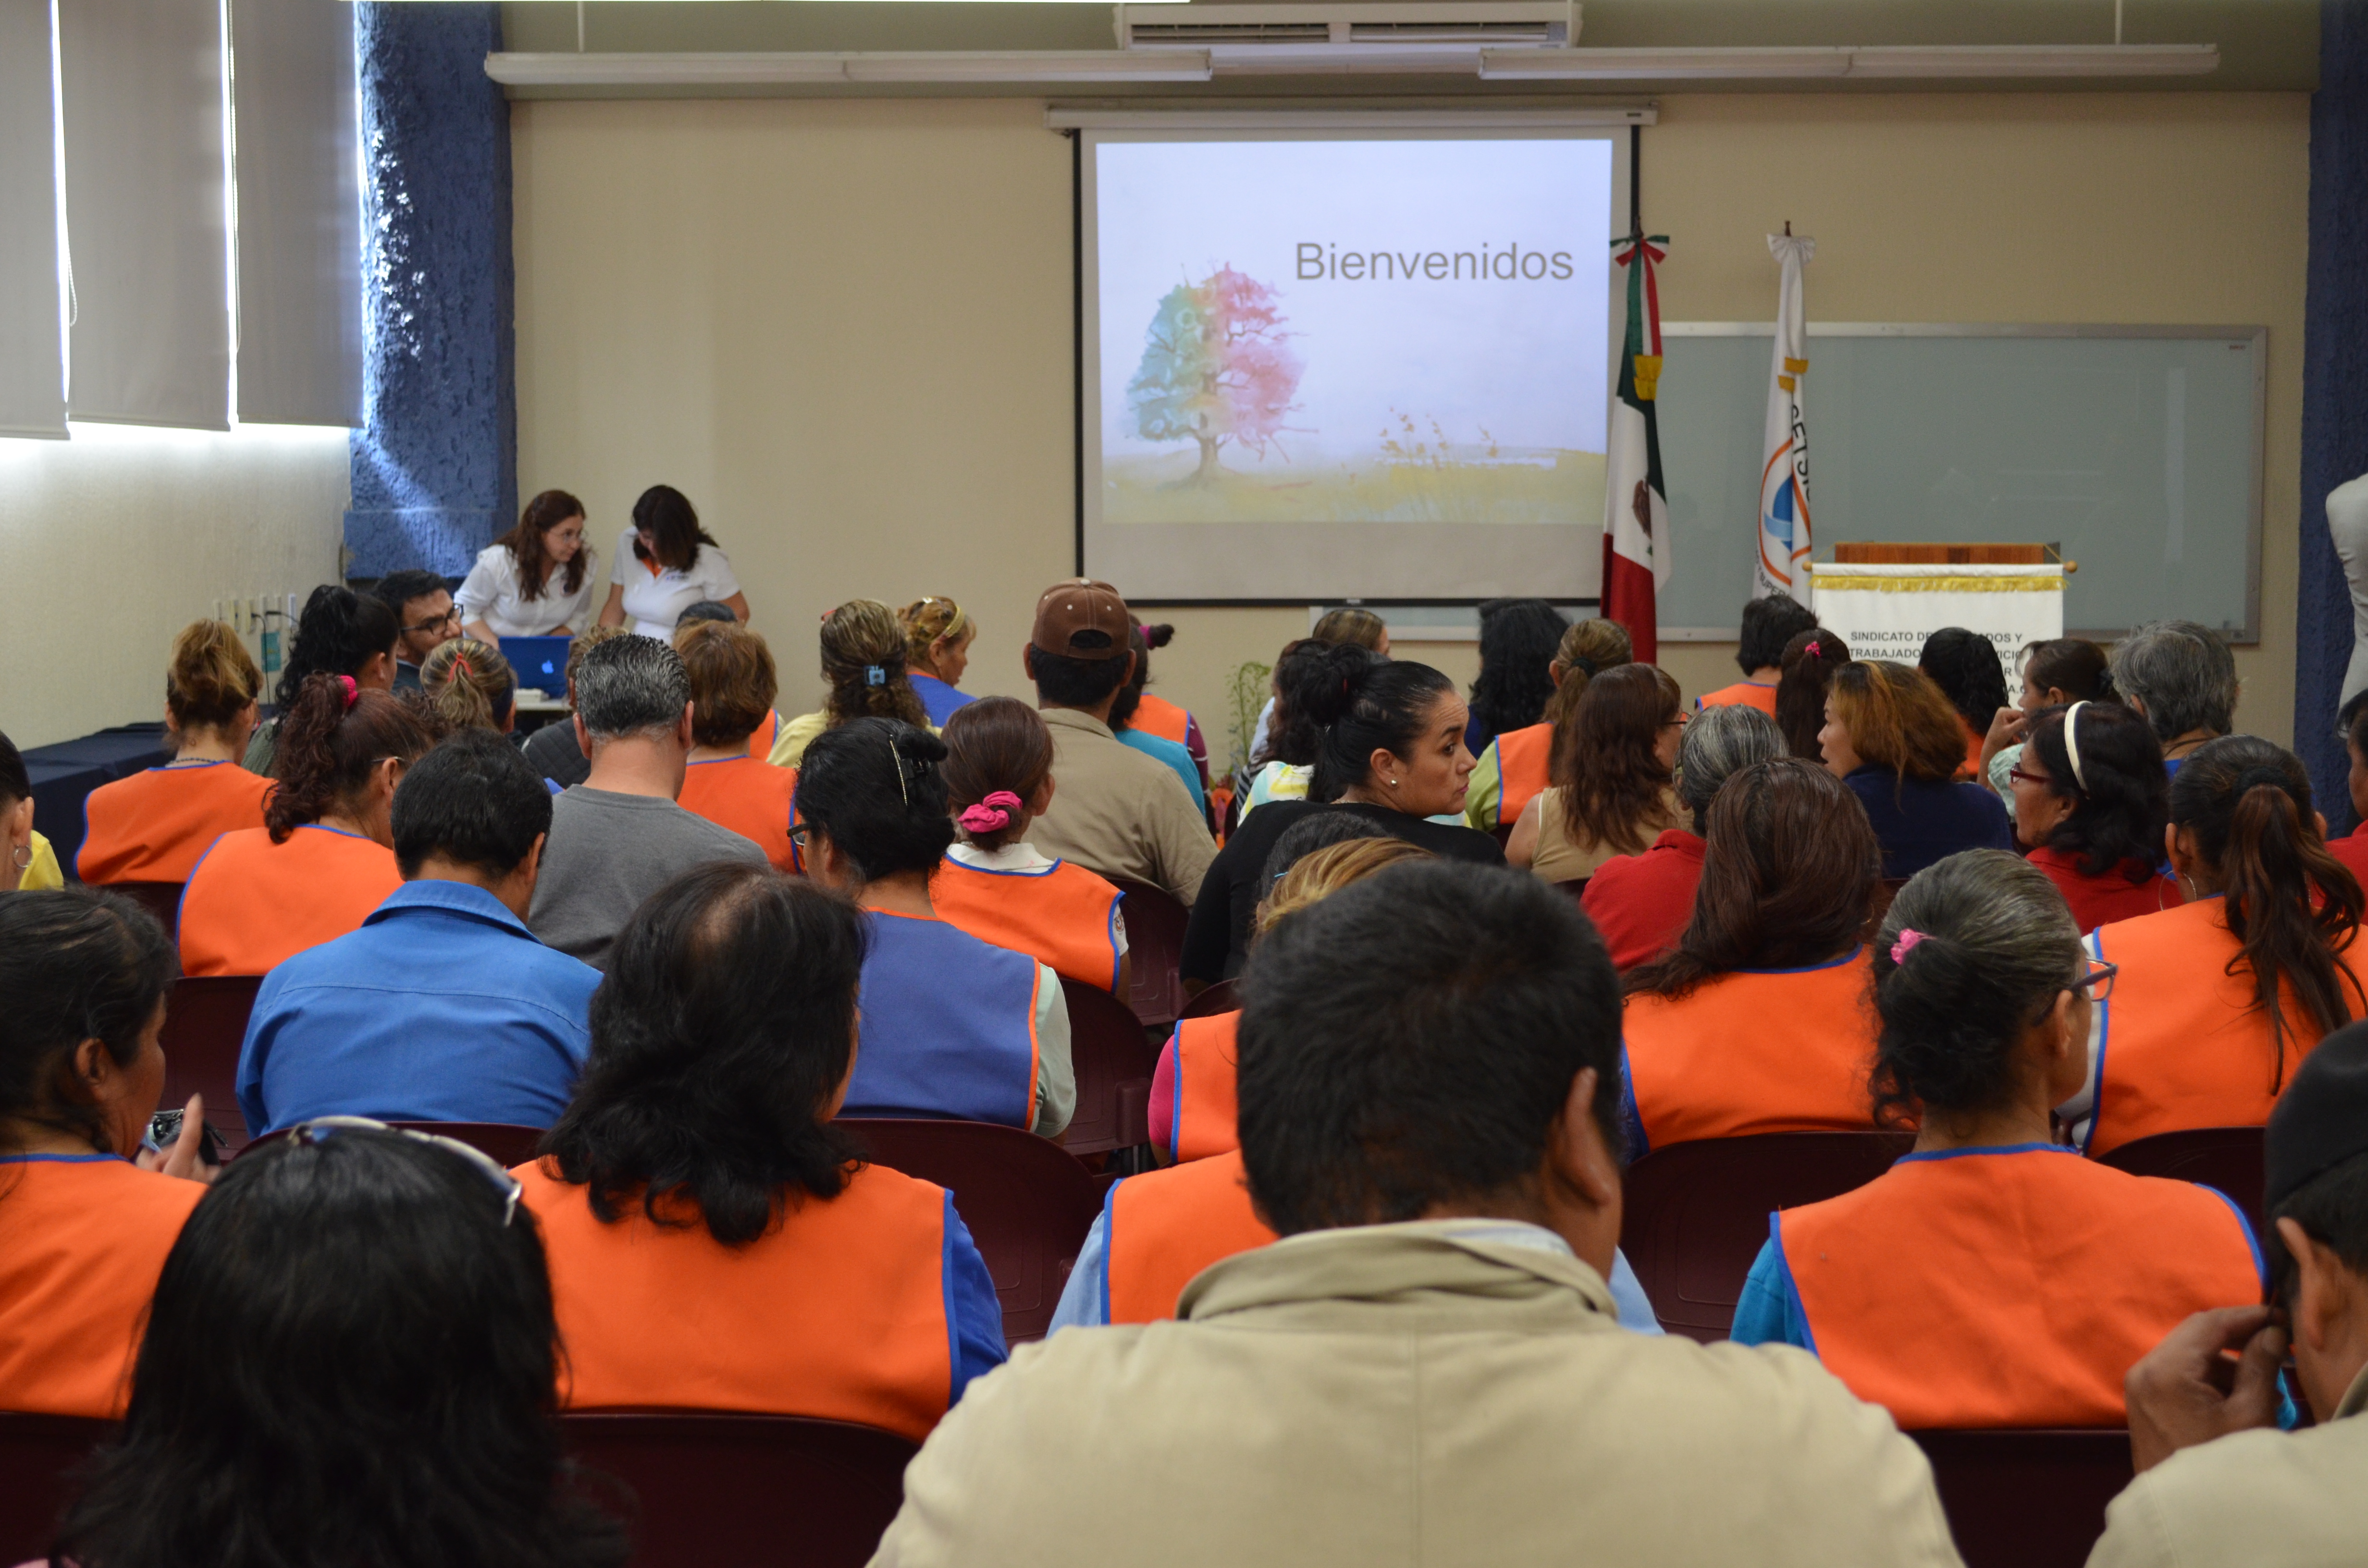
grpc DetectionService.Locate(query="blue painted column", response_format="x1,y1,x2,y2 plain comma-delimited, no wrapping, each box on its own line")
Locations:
345,3,515,578
2299,1,2368,818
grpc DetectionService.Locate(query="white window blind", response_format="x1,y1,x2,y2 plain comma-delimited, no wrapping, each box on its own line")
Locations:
0,0,65,439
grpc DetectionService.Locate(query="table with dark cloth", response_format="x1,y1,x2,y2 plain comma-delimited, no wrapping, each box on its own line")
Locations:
22,724,174,882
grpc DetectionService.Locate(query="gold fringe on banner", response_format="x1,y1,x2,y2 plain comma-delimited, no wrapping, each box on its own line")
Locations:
1811,574,2064,594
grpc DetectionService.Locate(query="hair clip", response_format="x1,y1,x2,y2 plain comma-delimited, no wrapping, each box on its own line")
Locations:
2062,700,2090,793
867,665,886,686
336,674,359,710
1890,929,1926,964
449,656,472,680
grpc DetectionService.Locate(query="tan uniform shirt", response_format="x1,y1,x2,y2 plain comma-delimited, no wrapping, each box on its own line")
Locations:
871,1221,1963,1568
1530,786,1677,885
2085,1362,2368,1568
1025,707,1215,906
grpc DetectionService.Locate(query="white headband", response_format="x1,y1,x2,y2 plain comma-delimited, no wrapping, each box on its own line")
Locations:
2062,700,2091,793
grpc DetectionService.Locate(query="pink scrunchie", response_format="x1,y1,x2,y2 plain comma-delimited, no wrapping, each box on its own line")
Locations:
1890,929,1926,964
336,674,360,711
959,791,1024,834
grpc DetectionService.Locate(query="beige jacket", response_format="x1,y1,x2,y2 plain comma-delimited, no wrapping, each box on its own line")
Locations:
870,1221,1963,1568
1026,707,1215,906
2085,1362,2368,1568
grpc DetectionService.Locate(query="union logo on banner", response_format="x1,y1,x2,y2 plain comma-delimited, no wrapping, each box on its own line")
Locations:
1754,234,1816,606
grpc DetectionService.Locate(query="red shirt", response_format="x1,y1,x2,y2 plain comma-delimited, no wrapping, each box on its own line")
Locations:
1580,830,1706,970
2026,845,2183,935
2329,823,2368,887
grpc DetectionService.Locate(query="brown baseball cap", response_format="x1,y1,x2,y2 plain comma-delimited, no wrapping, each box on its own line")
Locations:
1031,578,1131,661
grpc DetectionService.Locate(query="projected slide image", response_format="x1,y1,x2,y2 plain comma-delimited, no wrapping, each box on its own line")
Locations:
1095,136,1613,532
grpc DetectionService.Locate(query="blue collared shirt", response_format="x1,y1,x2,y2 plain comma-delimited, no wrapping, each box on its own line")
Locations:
238,880,600,1135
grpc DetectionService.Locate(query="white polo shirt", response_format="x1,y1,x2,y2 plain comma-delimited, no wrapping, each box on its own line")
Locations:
609,527,743,637
454,542,601,637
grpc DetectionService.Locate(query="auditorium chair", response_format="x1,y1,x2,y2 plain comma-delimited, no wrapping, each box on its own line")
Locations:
2098,1126,2266,1231
1178,978,1240,1019
1909,1428,2134,1568
839,1117,1101,1344
157,974,264,1152
0,1412,111,1564
1058,977,1158,1161
1619,1130,1916,1342
563,1411,915,1568
1111,880,1189,1029
107,880,184,938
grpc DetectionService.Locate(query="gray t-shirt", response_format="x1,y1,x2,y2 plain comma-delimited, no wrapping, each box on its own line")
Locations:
520,720,592,791
527,786,769,969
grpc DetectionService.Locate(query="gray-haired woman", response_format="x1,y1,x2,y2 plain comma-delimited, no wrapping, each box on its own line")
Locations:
1579,703,1784,970
2108,619,2237,772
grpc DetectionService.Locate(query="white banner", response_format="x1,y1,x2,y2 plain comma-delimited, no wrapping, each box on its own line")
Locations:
1810,562,2064,667
1755,234,1815,606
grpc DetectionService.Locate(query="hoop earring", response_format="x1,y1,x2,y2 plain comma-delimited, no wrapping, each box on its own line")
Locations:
10,845,29,871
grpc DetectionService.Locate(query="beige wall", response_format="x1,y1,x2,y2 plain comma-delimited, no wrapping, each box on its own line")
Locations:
0,425,347,750
511,90,2308,774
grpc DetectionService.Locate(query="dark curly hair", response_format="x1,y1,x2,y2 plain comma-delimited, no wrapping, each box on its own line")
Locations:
2022,702,2168,882
1918,627,2010,735
265,676,436,843
0,889,176,1152
277,586,399,708
1259,639,1368,771
794,717,955,882
1467,598,1568,743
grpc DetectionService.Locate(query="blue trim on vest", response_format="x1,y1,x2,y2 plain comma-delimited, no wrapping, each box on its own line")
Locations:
297,823,373,843
1894,1142,2075,1164
2084,924,2114,1156
942,855,1065,880
1769,1211,1819,1358
1736,944,1863,977
0,1152,124,1164
1616,1043,1648,1159
2198,1184,2270,1294
1166,1023,1185,1164
145,760,229,773
1098,1176,1122,1323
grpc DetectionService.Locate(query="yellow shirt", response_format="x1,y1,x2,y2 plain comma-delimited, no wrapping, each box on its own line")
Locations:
767,710,940,771
18,830,64,890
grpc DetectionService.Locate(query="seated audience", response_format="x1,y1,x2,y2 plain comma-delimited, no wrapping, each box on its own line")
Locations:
797,719,1073,1136
1732,849,2264,1430
1917,625,2009,779
0,730,61,890
2067,736,2364,1156
2326,689,2368,884
372,568,463,692
1583,704,1786,972
237,732,597,1134
243,586,400,776
1237,637,1323,819
78,621,273,886
875,861,1960,1567
49,1121,625,1568
1462,596,1567,755
519,623,628,790
522,864,1003,1432
180,678,434,977
1700,592,1818,715
2011,701,2182,932
1465,618,1632,834
456,487,599,641
930,696,1128,993
1819,659,2014,879
1620,758,1884,1152
1117,622,1209,792
1979,635,2112,814
1772,627,1851,760
1507,663,1683,885
768,598,931,768
1184,647,1499,983
2089,1021,2368,1565
2110,619,2238,773
598,483,749,637
900,595,978,726
673,621,796,871
1246,605,1388,762
420,637,517,733
675,603,782,755
0,890,209,1418
1019,579,1215,906
527,636,768,969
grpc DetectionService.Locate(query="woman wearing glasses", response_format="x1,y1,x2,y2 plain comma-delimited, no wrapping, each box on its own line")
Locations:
1505,662,1682,888
2006,701,2181,934
2066,737,2366,1158
1730,850,2263,1431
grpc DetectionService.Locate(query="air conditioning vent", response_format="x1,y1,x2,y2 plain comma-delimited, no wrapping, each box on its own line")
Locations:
1348,21,1557,43
1128,23,1335,46
1121,4,1575,54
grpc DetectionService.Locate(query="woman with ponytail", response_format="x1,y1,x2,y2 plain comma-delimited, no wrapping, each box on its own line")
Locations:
1464,618,1631,835
930,697,1128,994
523,862,1005,1433
2069,736,2365,1156
244,586,402,776
1772,628,1850,761
1239,637,1350,821
79,620,274,885
1731,849,2264,1431
420,637,518,735
796,718,1074,1137
899,595,978,725
768,599,933,768
178,675,434,976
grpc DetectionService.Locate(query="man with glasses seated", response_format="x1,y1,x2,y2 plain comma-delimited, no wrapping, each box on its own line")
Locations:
371,569,463,693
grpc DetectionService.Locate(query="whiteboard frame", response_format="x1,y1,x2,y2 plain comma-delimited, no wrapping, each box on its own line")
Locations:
1652,321,2267,646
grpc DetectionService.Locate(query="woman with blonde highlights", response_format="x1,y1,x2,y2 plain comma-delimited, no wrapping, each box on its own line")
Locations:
1507,663,1681,886
1819,660,2012,880
420,638,517,735
900,596,977,726
768,600,934,768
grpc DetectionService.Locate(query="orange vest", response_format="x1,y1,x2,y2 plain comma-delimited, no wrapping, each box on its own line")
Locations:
1958,720,1986,784
930,854,1126,992
177,825,404,977
0,1155,204,1417
518,1159,956,1441
1131,692,1192,750
76,761,274,885
1164,1011,1241,1163
677,756,797,871
1106,1148,1278,1324
745,710,783,760
1494,723,1554,829
1621,950,1882,1152
1778,1146,2261,1429
2087,897,2365,1157
1696,681,1778,716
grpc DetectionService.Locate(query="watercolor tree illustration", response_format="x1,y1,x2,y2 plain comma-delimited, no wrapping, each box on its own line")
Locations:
1125,266,1305,485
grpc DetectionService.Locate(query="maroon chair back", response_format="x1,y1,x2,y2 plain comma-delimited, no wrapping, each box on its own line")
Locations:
1112,880,1189,1028
2097,1126,2265,1231
1058,977,1158,1158
1552,878,1588,903
1491,823,1516,850
1910,1428,2134,1568
838,1117,1101,1344
564,1411,915,1568
158,974,263,1151
107,881,184,938
1620,1131,1915,1342
1178,978,1240,1020
0,1413,112,1565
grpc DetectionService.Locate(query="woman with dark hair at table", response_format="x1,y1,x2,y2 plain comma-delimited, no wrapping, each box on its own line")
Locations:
2009,701,2181,933
458,488,599,642
1819,660,2014,880
0,728,63,892
52,1121,625,1568
1918,626,2010,780
1506,663,1682,887
1463,597,1568,756
596,483,748,638
243,585,402,777
523,863,1004,1434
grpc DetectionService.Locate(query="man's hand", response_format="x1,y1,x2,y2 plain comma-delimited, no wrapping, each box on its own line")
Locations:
2125,1305,2286,1472
135,1093,220,1185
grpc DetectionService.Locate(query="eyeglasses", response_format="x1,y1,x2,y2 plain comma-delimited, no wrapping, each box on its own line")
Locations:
404,606,461,635
288,1115,523,1225
2007,766,2051,787
2074,959,2118,1003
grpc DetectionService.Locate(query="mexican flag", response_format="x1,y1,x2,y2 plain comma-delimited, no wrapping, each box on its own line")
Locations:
1602,232,1671,664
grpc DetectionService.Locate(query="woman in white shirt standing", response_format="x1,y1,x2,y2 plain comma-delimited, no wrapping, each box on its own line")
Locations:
456,490,601,641
597,484,749,637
